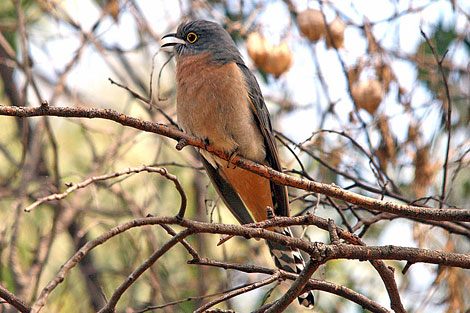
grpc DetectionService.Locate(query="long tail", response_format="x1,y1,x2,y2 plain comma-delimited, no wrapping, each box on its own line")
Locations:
266,227,315,308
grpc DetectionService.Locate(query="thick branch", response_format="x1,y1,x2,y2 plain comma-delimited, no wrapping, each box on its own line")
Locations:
1,104,469,222
0,283,31,313
30,215,469,312
265,258,318,312
193,258,390,313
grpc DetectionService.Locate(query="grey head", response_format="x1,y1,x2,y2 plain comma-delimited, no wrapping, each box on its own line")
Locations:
162,20,243,64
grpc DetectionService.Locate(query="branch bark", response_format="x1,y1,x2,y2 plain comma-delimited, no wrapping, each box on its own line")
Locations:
265,259,318,312
0,283,31,313
1,104,469,222
30,215,470,312
97,229,193,313
194,258,391,313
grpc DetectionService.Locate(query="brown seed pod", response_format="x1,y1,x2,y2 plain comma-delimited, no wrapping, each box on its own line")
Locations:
412,145,438,197
326,17,345,49
375,63,394,92
407,123,419,144
262,41,293,77
297,9,326,42
364,24,378,52
105,0,120,22
377,115,396,166
346,64,363,87
246,32,272,68
351,80,383,115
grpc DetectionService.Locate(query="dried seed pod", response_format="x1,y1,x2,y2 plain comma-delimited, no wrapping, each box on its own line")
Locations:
262,42,293,77
326,17,345,49
412,145,438,197
105,0,120,22
376,63,394,92
247,32,292,77
376,115,396,167
246,32,272,68
407,123,419,144
297,9,326,42
346,65,362,87
351,80,383,115
364,24,378,52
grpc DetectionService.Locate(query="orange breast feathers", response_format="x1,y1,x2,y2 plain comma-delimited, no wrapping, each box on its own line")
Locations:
175,53,266,164
175,53,273,222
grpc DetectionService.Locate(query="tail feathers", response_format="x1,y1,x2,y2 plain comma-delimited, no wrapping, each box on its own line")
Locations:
267,227,315,309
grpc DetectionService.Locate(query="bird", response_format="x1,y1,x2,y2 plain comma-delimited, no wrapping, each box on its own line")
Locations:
162,20,315,308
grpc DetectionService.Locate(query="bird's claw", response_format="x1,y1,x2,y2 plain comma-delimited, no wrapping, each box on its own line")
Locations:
227,148,239,168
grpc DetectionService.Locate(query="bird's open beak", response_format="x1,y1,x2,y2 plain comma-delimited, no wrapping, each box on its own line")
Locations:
161,33,185,48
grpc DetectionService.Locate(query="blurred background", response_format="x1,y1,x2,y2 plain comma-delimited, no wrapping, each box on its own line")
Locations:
0,0,469,312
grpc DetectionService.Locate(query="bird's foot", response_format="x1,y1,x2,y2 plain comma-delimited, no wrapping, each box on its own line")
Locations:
176,137,188,150
227,148,239,168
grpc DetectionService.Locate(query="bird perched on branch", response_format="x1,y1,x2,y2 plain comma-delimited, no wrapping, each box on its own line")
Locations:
162,20,314,308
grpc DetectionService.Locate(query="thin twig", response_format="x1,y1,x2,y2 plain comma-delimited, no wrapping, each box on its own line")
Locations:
136,281,268,313
265,259,318,312
30,214,470,312
108,77,178,126
30,217,190,313
420,29,453,208
327,219,340,244
0,284,31,313
160,224,199,259
24,166,187,218
97,229,193,313
193,272,281,313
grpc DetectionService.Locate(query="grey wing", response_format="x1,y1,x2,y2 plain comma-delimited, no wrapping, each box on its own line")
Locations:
237,63,290,217
199,155,255,225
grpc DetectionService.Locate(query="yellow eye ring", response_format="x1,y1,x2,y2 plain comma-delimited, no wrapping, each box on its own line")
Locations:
186,32,198,43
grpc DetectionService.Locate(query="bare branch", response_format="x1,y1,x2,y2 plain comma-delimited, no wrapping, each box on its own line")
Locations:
0,283,31,313
24,165,187,217
136,281,271,313
1,104,468,222
420,29,453,208
29,214,470,312
194,258,391,313
193,272,281,313
30,216,186,313
97,229,192,313
265,259,318,312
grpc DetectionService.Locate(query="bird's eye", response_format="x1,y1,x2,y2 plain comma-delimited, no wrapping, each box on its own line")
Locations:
186,32,198,43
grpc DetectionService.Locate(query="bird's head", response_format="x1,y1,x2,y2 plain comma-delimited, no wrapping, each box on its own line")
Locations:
162,20,243,64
